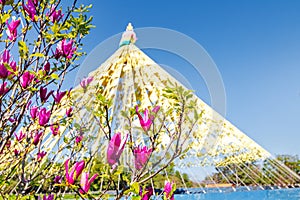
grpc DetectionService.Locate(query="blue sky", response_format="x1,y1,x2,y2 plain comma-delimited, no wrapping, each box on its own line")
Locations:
72,0,300,156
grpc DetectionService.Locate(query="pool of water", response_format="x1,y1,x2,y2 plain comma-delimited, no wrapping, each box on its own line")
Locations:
174,188,300,200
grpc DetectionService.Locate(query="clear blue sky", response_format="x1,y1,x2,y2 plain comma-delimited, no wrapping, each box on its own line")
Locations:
73,0,300,156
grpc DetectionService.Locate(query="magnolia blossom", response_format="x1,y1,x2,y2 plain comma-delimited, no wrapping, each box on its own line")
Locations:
0,65,8,80
107,132,128,167
65,159,85,185
14,149,20,156
0,82,9,96
164,181,176,200
50,124,59,136
30,106,39,119
23,0,37,21
48,6,64,23
75,135,83,144
0,49,9,63
37,151,47,161
14,130,26,142
136,105,160,131
40,87,53,103
53,90,66,104
80,76,93,89
33,131,42,145
0,50,17,79
10,60,17,72
66,107,73,117
80,172,98,194
8,117,16,123
43,62,50,73
55,39,76,59
133,146,152,170
20,71,35,88
38,108,51,126
140,186,154,200
54,175,62,184
6,17,21,41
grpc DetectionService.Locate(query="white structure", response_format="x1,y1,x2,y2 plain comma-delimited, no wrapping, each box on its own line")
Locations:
68,23,300,190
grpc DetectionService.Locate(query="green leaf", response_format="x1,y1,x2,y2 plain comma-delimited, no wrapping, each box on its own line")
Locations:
18,41,29,59
51,23,59,34
63,136,69,144
132,197,141,200
1,13,10,23
130,182,140,195
74,123,81,130
50,73,59,80
172,182,177,193
114,165,124,176
30,53,45,58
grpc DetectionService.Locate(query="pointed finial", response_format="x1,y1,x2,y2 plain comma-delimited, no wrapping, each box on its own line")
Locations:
126,23,133,31
119,22,137,47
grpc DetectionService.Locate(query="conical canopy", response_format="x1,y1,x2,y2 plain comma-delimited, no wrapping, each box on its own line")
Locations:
67,24,300,187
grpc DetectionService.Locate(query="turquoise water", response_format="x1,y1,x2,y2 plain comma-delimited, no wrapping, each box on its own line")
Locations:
174,188,300,200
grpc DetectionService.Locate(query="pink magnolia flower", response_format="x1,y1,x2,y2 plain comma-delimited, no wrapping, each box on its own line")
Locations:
38,108,51,126
53,90,66,104
50,124,59,136
9,60,17,75
75,135,83,144
140,186,154,200
65,159,85,185
135,105,160,132
133,146,152,170
1,49,10,63
79,172,98,194
48,6,64,23
164,181,176,200
33,131,42,145
55,39,76,59
30,106,39,119
14,149,20,156
14,130,26,142
23,0,37,21
6,17,20,41
37,151,47,161
20,71,35,88
8,117,16,123
43,62,50,73
40,87,53,103
54,175,62,184
0,50,14,79
0,82,9,96
107,132,128,167
66,107,73,117
80,76,93,89
40,194,54,200
0,63,8,79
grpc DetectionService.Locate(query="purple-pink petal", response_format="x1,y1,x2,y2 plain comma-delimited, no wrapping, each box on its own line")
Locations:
133,145,153,170
107,133,128,166
38,108,51,126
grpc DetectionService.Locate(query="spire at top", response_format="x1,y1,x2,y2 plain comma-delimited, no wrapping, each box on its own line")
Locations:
119,22,137,47
126,22,133,31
